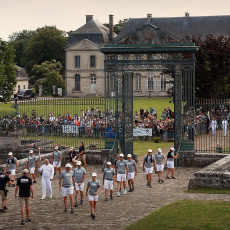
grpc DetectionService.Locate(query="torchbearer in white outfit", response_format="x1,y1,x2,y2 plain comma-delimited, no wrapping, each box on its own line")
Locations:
211,118,217,135
38,159,54,200
222,118,228,136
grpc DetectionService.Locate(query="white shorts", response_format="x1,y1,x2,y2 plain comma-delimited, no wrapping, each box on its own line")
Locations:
10,169,16,176
127,172,135,180
62,186,74,196
116,174,126,182
104,180,113,190
156,164,164,171
88,195,98,201
53,161,61,168
145,167,153,175
167,161,174,169
75,182,84,191
29,167,35,174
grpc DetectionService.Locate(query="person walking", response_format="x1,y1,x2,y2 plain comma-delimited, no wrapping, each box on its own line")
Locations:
38,159,54,200
5,152,18,186
69,147,78,168
143,149,156,188
78,142,87,171
73,161,86,207
59,163,75,214
15,169,34,225
52,146,62,176
166,147,179,179
116,153,129,196
222,117,228,136
155,148,165,183
26,150,38,183
0,171,13,212
127,154,137,192
211,118,217,135
86,173,101,219
103,162,116,201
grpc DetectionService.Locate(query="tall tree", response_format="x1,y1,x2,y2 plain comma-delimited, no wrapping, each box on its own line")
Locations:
31,59,65,94
25,26,68,77
192,35,230,98
104,19,128,34
0,39,17,101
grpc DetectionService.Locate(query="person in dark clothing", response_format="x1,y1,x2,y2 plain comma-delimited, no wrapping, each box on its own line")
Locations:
15,169,34,225
68,147,78,168
78,142,87,171
0,171,13,212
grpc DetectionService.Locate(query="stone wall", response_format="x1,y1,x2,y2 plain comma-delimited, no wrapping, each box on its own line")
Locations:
178,151,228,167
188,154,230,189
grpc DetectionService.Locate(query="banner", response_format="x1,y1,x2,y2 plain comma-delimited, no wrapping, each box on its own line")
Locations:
133,128,152,137
62,125,79,134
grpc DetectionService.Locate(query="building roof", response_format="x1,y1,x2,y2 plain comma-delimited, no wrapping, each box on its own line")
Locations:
66,19,110,48
16,65,29,81
116,15,230,41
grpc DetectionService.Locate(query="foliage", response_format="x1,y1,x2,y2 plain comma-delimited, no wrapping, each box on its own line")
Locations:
9,26,68,78
213,143,223,153
153,136,161,143
0,39,17,102
104,19,128,34
192,34,230,98
125,200,230,230
31,59,65,94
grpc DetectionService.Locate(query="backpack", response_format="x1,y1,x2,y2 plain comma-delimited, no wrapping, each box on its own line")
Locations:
7,157,15,164
145,155,153,163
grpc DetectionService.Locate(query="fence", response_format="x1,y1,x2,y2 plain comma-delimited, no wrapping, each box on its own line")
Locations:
15,98,106,151
195,98,230,153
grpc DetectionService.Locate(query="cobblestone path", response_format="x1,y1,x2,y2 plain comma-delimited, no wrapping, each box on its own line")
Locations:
1,159,230,230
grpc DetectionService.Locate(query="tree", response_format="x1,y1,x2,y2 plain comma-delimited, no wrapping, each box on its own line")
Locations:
0,39,17,102
192,35,230,98
25,26,68,77
31,59,65,94
104,19,128,35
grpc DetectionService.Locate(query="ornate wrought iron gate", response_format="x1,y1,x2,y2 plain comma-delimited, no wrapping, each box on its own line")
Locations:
101,24,198,155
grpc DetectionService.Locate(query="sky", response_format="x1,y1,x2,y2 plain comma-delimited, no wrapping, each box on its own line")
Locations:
1,0,230,41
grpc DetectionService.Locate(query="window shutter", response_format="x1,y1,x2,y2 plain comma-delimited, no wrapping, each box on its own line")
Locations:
153,80,156,91
158,80,161,91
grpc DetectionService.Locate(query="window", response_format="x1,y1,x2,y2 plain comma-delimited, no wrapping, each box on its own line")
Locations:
23,85,26,89
18,85,20,91
91,74,96,84
75,74,80,91
160,73,166,91
90,55,96,67
75,56,80,68
136,74,141,91
145,73,156,91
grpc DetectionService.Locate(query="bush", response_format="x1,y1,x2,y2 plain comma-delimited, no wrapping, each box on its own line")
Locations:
153,136,161,143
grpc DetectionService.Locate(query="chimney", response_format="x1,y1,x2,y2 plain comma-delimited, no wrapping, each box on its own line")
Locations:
109,14,114,41
185,12,189,18
86,15,93,23
147,14,152,24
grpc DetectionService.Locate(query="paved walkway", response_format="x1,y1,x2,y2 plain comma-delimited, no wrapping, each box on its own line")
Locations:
1,160,230,230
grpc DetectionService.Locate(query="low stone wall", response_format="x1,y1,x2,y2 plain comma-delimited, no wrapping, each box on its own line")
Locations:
188,154,230,189
178,151,228,167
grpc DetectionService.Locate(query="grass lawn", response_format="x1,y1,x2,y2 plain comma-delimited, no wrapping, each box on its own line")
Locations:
186,187,230,194
0,97,172,117
125,200,230,230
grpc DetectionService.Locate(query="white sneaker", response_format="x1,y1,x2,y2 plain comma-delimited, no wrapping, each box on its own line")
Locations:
40,197,45,200
117,192,120,197
123,189,127,195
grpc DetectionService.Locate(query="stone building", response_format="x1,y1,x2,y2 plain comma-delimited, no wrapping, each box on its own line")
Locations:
65,13,230,97
15,65,29,93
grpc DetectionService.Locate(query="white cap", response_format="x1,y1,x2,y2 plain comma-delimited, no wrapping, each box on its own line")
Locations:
119,153,124,158
65,163,73,168
170,147,175,151
76,161,82,165
148,149,152,153
158,148,162,152
54,146,58,149
8,152,13,156
23,169,29,174
127,154,132,158
29,150,33,154
107,162,112,165
92,173,97,177
70,147,74,150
